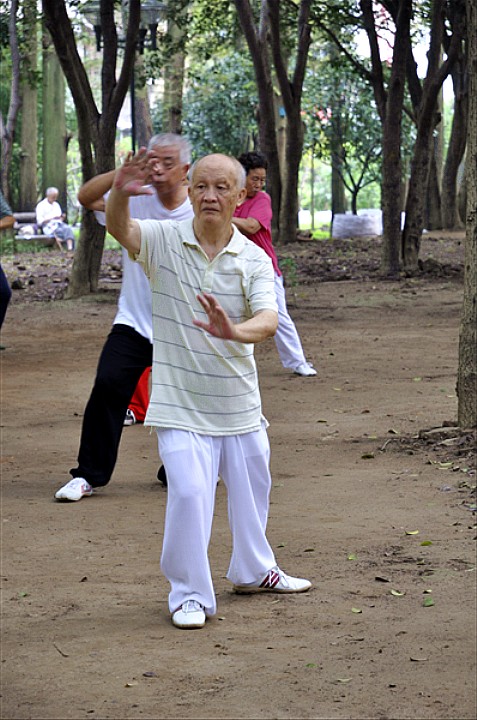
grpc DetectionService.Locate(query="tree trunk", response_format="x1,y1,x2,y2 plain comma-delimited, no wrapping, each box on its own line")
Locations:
19,0,38,212
42,27,68,215
134,54,153,149
457,0,477,428
0,0,21,202
360,0,410,278
425,152,442,230
402,129,434,270
442,83,468,228
234,0,281,243
279,114,304,243
43,0,140,296
331,143,346,219
163,18,185,134
401,0,465,272
380,113,403,276
267,0,311,245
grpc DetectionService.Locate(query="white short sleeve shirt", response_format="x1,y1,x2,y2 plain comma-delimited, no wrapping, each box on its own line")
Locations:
135,219,278,435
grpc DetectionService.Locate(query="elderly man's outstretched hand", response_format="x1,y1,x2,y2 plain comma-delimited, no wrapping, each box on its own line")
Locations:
113,148,154,197
193,293,236,340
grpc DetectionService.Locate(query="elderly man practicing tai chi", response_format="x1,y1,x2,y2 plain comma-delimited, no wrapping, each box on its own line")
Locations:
106,149,312,629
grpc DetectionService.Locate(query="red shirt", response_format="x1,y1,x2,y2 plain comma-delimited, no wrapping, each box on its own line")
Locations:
233,191,281,276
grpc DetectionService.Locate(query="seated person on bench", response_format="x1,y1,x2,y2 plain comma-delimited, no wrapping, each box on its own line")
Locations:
36,187,75,251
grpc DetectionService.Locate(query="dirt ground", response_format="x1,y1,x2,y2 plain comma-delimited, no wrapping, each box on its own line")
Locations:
1,232,476,720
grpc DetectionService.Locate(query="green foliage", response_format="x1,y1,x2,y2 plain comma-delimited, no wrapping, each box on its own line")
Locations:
182,52,258,158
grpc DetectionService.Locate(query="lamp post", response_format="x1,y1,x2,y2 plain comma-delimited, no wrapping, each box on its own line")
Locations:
83,0,165,152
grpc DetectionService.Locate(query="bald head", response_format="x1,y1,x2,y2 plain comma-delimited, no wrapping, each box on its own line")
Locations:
190,154,246,190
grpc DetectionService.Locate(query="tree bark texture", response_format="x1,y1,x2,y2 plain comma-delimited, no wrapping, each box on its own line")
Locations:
1,0,21,201
267,0,312,244
134,55,153,149
457,0,477,429
234,0,282,243
361,0,410,277
401,0,466,272
19,0,38,212
42,32,68,214
163,18,186,134
43,0,140,296
425,152,442,230
441,66,468,228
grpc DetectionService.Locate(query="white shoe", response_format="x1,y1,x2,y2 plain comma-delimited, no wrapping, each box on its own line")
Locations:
123,409,137,426
294,362,317,377
234,566,312,594
55,477,93,501
172,600,206,629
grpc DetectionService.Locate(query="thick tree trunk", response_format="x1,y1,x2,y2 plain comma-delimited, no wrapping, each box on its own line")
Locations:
457,0,477,428
279,115,304,243
19,0,38,212
42,29,68,215
380,115,403,277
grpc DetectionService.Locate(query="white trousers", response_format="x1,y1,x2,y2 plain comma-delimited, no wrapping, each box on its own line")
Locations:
274,274,309,370
156,426,277,616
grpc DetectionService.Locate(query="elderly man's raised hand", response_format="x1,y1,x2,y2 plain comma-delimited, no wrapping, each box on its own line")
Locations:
193,293,236,341
113,148,155,197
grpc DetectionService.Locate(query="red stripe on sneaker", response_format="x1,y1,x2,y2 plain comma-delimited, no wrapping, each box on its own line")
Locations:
260,570,280,589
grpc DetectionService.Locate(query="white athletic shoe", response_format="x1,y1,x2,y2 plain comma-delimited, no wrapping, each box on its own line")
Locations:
172,600,206,629
54,477,93,502
294,362,317,377
233,566,312,594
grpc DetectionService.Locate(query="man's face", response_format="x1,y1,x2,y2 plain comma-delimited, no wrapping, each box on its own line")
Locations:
47,191,58,203
245,168,266,198
147,145,188,196
189,155,246,228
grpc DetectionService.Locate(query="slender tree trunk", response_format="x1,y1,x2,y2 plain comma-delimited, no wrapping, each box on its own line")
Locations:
19,0,38,211
457,0,477,428
425,152,442,230
331,142,346,219
163,18,185,134
42,26,68,215
0,0,21,201
442,88,468,228
234,0,281,243
402,128,435,270
134,54,153,149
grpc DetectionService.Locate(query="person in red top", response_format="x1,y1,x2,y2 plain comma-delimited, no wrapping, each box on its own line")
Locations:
232,152,317,377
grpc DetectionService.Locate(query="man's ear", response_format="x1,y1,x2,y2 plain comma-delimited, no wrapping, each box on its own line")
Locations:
236,187,247,206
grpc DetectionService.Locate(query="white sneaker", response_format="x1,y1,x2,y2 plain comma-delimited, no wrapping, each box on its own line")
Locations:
294,362,317,377
172,600,206,629
123,409,137,426
55,477,93,501
234,566,312,594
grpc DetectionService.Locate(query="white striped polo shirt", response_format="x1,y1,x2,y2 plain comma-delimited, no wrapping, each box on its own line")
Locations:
134,218,278,435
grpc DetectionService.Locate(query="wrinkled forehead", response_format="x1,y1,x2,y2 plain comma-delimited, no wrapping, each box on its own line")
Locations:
192,156,238,186
149,144,182,161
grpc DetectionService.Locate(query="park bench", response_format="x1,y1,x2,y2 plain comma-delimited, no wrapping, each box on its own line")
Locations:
12,212,55,251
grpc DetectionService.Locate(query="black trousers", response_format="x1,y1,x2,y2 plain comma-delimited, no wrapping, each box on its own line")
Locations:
71,324,152,487
0,264,12,330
